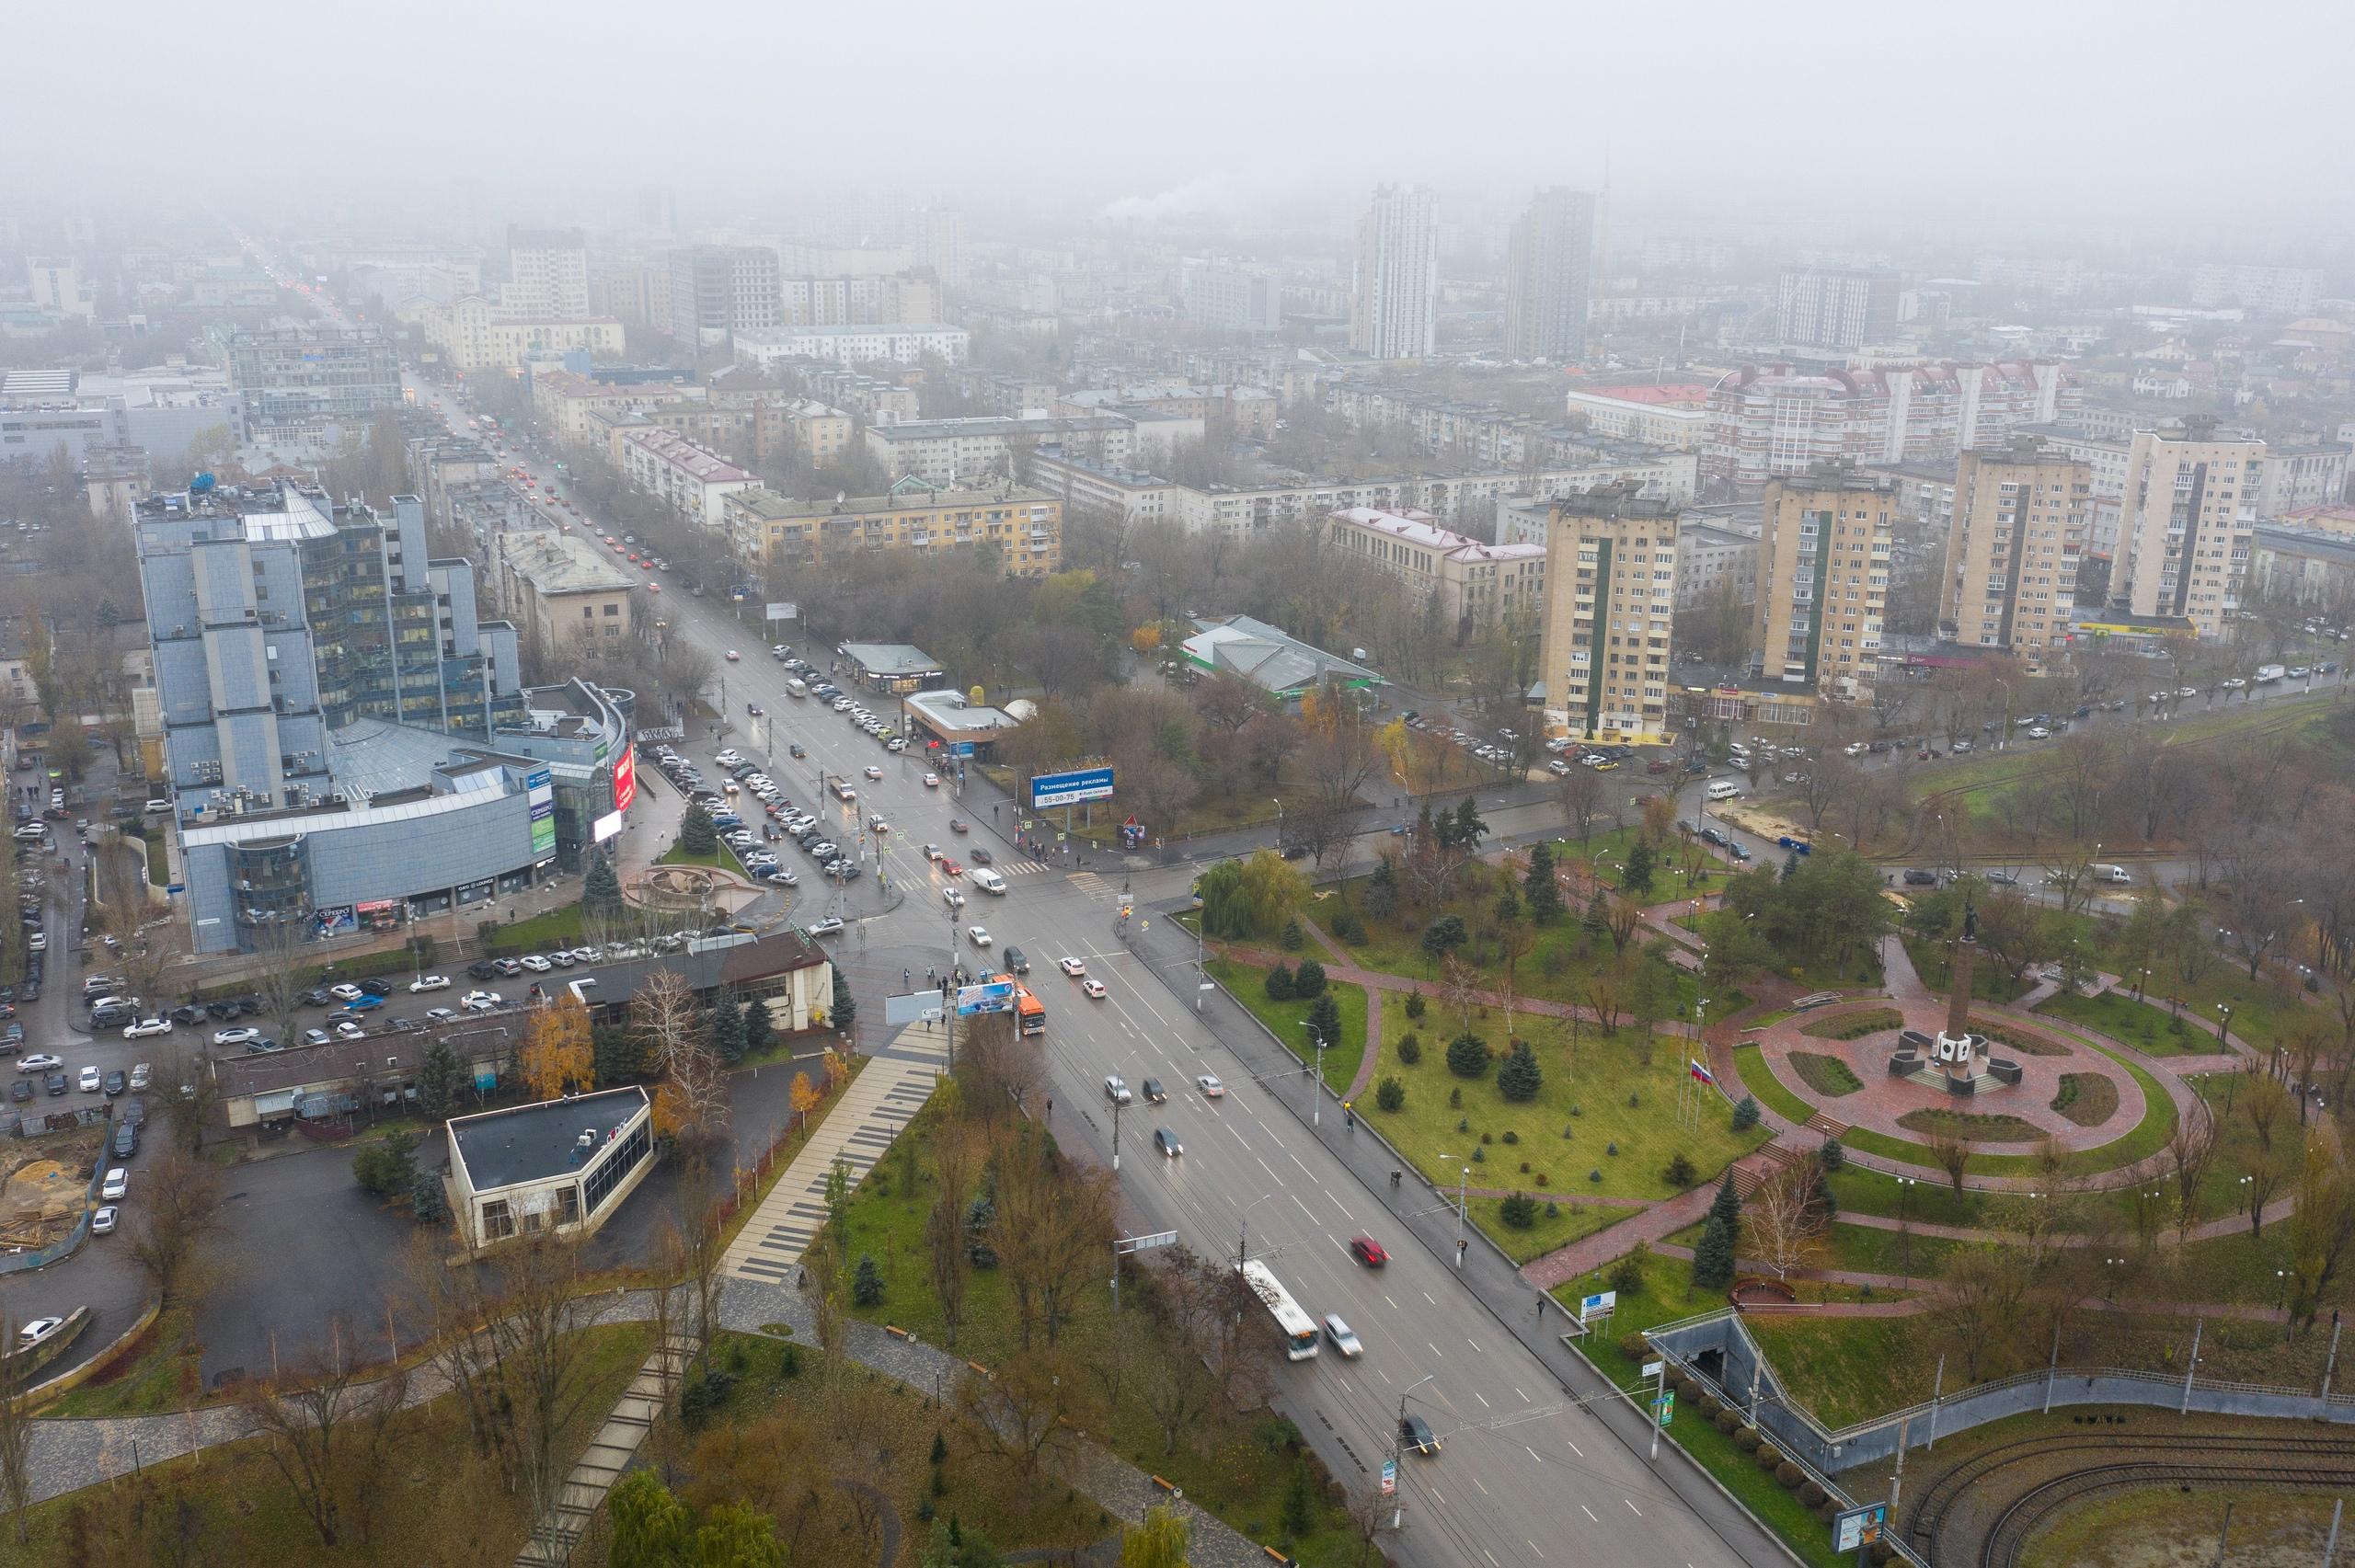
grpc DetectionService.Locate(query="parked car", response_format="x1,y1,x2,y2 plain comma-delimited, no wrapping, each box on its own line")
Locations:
89,1206,118,1235
409,974,452,992
461,990,502,1012
101,1168,127,1201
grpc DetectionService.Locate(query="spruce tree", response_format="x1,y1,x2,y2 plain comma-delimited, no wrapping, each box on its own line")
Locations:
680,801,718,855
1524,842,1563,923
1304,991,1342,1052
1496,1040,1543,1102
1584,891,1611,939
417,1038,464,1120
1623,842,1656,895
1264,962,1294,1001
1291,957,1327,998
584,852,625,918
852,1252,885,1307
412,1163,450,1224
741,994,775,1057
1707,1169,1742,1233
1364,856,1399,920
710,992,748,1064
1691,1209,1738,1290
831,969,857,1034
1445,1032,1494,1079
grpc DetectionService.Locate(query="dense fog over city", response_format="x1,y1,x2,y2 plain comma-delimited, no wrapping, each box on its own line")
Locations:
7,4,2355,1566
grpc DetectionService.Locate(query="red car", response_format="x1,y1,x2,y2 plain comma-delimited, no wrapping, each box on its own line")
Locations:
938,857,963,877
1349,1235,1388,1267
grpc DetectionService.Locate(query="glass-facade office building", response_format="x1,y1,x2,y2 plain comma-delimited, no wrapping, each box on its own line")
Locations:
135,482,631,954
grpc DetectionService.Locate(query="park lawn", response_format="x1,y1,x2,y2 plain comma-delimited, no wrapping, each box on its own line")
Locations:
1468,1195,1636,1265
1364,1024,1767,1205
41,1307,201,1418
17,1322,650,1563
1825,1167,1991,1229
1206,956,1369,1095
2040,968,2311,1057
1665,1217,1963,1286
658,841,729,868
1903,937,2036,1004
487,901,586,953
1561,1246,1861,1568
1743,1314,1936,1431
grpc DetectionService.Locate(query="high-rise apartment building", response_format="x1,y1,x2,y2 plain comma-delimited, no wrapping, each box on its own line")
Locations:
1181,258,1283,334
1752,466,1894,696
1350,184,1439,361
1775,268,1900,350
914,209,969,292
1536,482,1680,744
2112,418,2263,637
504,226,590,318
1502,188,1595,362
1939,440,2089,663
1706,361,2074,491
2190,264,2320,316
667,246,782,347
227,324,402,444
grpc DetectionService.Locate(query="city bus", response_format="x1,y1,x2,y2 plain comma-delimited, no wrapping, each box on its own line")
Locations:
1012,979,1045,1038
1238,1259,1319,1361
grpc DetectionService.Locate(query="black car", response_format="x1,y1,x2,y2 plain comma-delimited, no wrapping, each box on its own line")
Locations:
298,988,332,1008
121,1096,145,1127
1003,946,1029,974
1399,1414,1442,1455
21,979,40,1002
467,959,500,980
43,1073,66,1097
205,1000,238,1020
111,1121,137,1159
6,1079,28,1104
1901,868,1938,887
170,1005,203,1025
359,978,394,998
102,1070,125,1096
970,848,994,865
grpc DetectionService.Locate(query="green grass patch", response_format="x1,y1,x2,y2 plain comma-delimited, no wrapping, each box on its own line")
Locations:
1796,1008,1901,1041
1904,937,2034,1003
1744,1313,1936,1431
40,1307,201,1418
1367,1024,1767,1206
1743,1008,1796,1029
657,841,729,868
1894,1107,2047,1144
1787,1052,1862,1097
2038,987,2236,1056
483,901,586,955
1561,1247,1865,1568
1206,956,1369,1095
1465,1196,1633,1265
1970,1017,2070,1056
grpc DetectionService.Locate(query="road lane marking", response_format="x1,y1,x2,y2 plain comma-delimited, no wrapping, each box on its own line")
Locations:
1567,1439,1583,1458
1467,1338,1482,1353
1422,1292,1435,1305
1427,1342,1442,1358
1580,1505,1598,1523
1625,1499,1642,1516
1473,1391,1489,1409
1291,1194,1315,1220
1525,1446,1540,1462
1471,1476,1488,1496
1384,1295,1399,1310
1257,1157,1278,1181
1527,1540,1545,1559
1515,1386,1530,1402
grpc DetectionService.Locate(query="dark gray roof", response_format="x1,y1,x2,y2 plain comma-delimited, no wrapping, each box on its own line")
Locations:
451,1086,649,1191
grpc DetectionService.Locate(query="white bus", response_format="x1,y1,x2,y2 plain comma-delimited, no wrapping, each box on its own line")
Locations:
1238,1259,1319,1361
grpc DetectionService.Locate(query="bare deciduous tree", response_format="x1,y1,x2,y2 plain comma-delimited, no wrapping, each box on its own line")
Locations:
2164,1100,2219,1242
131,1145,227,1307
238,1321,409,1549
1740,1162,1827,1282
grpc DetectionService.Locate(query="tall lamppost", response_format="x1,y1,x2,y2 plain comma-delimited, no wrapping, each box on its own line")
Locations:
1437,1156,1471,1266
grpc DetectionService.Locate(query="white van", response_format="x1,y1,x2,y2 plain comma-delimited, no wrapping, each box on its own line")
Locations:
1706,781,1741,802
2093,864,2134,885
969,867,1008,895
785,678,809,698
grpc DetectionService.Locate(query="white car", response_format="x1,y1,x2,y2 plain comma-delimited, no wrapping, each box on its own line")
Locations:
409,974,452,992
2027,727,2051,739
461,990,502,1012
16,1054,61,1073
90,1205,118,1235
1081,978,1107,999
767,868,799,886
942,887,966,910
1322,1314,1363,1357
1103,1074,1132,1105
78,1066,102,1092
213,1026,261,1046
863,765,883,780
715,750,743,767
1197,1074,1225,1099
17,1317,63,1346
425,1007,456,1022
122,1018,172,1039
807,916,844,937
724,650,741,661
1058,956,1087,977
329,984,364,1002
519,955,553,973
334,1021,365,1039
966,925,992,947
101,1167,127,1201
923,773,939,787
129,1063,150,1092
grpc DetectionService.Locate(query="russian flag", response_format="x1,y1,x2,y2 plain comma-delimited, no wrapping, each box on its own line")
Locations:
1689,1059,1714,1084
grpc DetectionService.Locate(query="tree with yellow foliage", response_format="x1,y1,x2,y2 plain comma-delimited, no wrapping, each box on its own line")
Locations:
519,996,594,1101
788,1072,822,1134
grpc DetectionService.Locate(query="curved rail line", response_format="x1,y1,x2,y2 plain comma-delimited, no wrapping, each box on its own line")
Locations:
1982,1459,2355,1568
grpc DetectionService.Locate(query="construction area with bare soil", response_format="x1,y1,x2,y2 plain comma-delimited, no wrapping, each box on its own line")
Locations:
0,1127,104,1253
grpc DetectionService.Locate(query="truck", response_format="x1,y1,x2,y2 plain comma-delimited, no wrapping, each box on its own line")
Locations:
2256,664,2285,685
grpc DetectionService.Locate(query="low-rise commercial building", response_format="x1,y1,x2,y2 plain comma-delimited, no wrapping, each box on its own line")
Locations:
723,478,1062,578
902,688,1021,762
1564,384,1713,450
1180,615,1383,704
420,296,626,373
619,428,762,532
840,643,946,694
448,1087,655,1253
865,414,1133,485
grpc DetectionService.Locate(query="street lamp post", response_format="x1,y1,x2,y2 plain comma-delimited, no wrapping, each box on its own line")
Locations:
1438,1158,1471,1266
1393,1371,1437,1529
1897,1175,1915,1277
1303,1024,1329,1127
1237,1193,1275,1278
2217,1002,2234,1043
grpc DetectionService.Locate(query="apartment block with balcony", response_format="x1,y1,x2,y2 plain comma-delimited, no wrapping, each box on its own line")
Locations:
1752,466,1894,698
1327,507,1546,632
1536,483,1680,744
1939,441,2089,667
618,428,761,531
2112,418,2263,639
723,475,1061,579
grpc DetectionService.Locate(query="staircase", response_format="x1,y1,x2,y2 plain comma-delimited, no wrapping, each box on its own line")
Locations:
1804,1111,1850,1141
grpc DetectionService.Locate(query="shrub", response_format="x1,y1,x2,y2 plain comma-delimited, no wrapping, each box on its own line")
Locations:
1375,1075,1406,1113
1589,1169,1603,1183
353,1130,419,1200
1713,1410,1740,1433
1471,1146,1486,1163
1606,1254,1644,1296
852,1253,885,1307
1735,1427,1763,1453
1292,958,1327,998
1545,1199,1559,1218
1605,1140,1619,1157
1619,1332,1650,1360
1404,991,1426,1020
1502,1128,1519,1144
1265,964,1294,1001
1519,1161,1531,1173
1775,1462,1803,1489
1281,919,1304,951
1626,1091,1640,1108
1396,1032,1423,1066
1449,1086,1464,1109
1330,909,1366,944
680,1366,737,1429
1799,1481,1828,1507
1456,1116,1469,1132
1730,1094,1762,1131
1480,1131,1493,1145
1499,1192,1538,1229
1663,1152,1697,1187
1570,1102,1583,1116
1756,1445,1782,1470
1446,1032,1493,1079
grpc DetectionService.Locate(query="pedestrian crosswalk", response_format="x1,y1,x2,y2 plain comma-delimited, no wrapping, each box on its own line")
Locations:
997,858,1051,875
1067,870,1117,899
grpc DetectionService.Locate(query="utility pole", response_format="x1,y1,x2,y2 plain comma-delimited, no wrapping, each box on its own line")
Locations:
1394,1372,1434,1531
1437,1159,1469,1265
1110,1093,1124,1171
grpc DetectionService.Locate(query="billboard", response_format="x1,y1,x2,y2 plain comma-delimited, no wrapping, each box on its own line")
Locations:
592,809,624,843
956,980,1015,1016
612,747,637,814
765,602,798,622
1029,765,1114,810
314,905,356,937
530,799,557,857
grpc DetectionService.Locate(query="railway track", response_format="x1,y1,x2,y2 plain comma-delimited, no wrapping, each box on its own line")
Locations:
1908,1430,2355,1562
1980,1458,2355,1568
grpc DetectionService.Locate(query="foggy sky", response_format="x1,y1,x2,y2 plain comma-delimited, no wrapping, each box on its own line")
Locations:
18,0,2352,232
